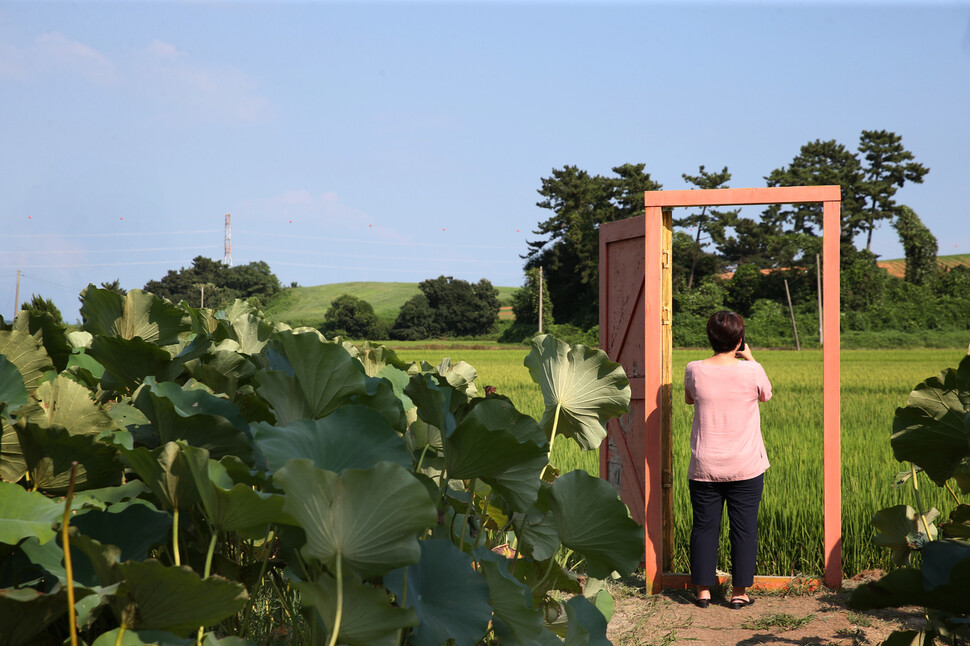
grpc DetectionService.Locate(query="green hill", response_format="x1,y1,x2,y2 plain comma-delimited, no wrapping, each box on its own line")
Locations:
263,281,519,328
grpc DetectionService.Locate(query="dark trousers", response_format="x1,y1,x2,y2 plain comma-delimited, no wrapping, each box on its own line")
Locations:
688,473,764,588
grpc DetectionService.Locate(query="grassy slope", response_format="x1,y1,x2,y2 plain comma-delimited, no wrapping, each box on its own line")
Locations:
877,252,970,278
263,281,519,326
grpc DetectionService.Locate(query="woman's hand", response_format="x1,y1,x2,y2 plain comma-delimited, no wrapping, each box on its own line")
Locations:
736,343,755,362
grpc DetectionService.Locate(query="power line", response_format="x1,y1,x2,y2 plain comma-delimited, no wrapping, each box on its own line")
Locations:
235,229,522,250
0,245,217,255
5,260,197,269
268,260,521,276
4,229,221,239
240,247,520,265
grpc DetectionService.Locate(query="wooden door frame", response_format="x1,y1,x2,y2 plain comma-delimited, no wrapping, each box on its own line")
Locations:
600,186,842,593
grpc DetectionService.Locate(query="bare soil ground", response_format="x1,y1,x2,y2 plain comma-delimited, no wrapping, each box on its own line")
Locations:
606,572,925,646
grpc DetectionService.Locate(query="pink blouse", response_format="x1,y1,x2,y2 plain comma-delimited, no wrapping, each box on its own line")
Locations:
684,360,772,482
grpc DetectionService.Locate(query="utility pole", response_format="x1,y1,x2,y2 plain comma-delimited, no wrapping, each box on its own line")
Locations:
784,278,801,351
538,266,544,334
223,213,232,267
14,269,21,321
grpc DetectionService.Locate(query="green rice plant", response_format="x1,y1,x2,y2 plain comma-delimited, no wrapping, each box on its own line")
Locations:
394,345,967,577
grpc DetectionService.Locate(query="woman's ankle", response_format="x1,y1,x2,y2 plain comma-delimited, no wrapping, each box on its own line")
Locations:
696,585,711,599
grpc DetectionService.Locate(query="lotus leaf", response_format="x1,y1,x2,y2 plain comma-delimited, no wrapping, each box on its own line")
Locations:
474,546,544,644
872,504,940,566
0,419,27,482
545,470,644,579
385,539,492,646
942,503,970,539
80,286,186,346
121,442,200,512
182,444,286,535
892,357,970,485
405,373,457,438
273,459,436,577
255,331,367,424
0,329,53,393
850,541,970,615
0,482,64,545
510,557,582,601
356,342,409,377
112,560,248,636
134,378,254,464
91,629,192,646
0,355,27,420
31,374,119,437
16,422,122,493
13,310,73,373
70,504,173,585
351,376,408,431
524,334,630,451
434,358,479,398
0,586,93,646
512,508,559,561
562,594,611,646
444,400,548,512
253,405,411,474
295,573,418,646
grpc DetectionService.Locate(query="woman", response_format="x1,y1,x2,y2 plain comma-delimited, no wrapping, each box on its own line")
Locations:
684,311,772,609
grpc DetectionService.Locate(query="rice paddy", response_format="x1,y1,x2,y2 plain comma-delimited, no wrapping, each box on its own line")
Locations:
393,345,968,577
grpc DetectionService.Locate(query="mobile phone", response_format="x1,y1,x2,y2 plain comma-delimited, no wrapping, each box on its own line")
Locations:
737,335,746,354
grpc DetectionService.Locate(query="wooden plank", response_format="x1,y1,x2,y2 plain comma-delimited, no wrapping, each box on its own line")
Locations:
644,186,841,208
661,210,674,571
643,205,664,594
822,200,843,590
661,574,820,592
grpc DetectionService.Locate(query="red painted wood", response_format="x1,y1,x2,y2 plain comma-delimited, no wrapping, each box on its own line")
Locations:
599,186,842,594
643,206,665,593
823,200,843,590
644,186,841,208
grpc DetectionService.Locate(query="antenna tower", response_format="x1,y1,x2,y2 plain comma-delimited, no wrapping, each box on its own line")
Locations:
223,213,232,267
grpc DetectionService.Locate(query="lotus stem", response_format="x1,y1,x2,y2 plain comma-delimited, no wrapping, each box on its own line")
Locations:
396,570,409,646
945,481,961,505
114,626,126,646
415,444,431,472
475,490,493,549
172,507,182,566
326,554,344,646
196,531,219,645
459,478,477,552
531,553,560,595
62,462,79,646
910,463,933,541
539,402,563,481
241,530,275,638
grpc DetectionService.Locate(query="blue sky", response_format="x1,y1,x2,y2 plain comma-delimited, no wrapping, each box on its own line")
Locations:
2,2,969,322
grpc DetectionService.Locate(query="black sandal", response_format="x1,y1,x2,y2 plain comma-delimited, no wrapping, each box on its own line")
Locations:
729,596,755,609
694,597,710,608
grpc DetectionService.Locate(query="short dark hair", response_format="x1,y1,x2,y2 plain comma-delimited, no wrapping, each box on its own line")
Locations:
706,311,745,353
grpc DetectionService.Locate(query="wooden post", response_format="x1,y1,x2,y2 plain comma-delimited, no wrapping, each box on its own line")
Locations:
822,200,842,589
784,279,800,350
14,269,21,321
661,210,673,571
538,266,544,334
643,206,665,594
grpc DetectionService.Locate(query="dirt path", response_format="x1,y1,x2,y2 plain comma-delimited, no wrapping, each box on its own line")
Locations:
606,574,925,646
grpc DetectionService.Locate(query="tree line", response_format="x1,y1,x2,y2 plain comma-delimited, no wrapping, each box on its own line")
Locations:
523,129,969,345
